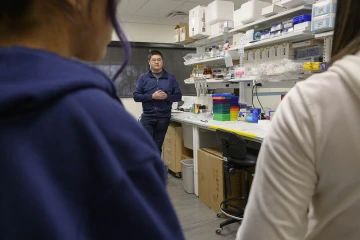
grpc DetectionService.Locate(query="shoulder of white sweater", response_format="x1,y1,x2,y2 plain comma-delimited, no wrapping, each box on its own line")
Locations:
296,70,343,99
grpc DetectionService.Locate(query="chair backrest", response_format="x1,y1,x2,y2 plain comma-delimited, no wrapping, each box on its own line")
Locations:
216,129,247,160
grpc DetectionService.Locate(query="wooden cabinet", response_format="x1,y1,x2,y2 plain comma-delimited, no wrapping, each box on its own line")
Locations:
163,123,193,174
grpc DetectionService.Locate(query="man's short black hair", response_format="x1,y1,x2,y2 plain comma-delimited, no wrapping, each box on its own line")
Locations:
148,50,163,60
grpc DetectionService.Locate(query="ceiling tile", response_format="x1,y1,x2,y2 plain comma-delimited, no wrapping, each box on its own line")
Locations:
135,0,185,18
118,0,250,25
175,2,202,12
153,17,189,26
118,14,133,22
184,0,213,5
126,15,159,24
117,0,149,15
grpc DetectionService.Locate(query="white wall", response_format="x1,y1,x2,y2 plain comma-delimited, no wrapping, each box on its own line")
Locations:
121,98,143,120
113,22,177,119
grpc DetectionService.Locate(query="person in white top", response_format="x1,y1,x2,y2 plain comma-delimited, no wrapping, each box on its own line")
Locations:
236,1,360,239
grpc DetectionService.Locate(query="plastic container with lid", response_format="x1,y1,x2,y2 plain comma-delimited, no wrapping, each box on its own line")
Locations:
189,5,211,40
239,0,272,24
210,46,216,58
206,0,234,25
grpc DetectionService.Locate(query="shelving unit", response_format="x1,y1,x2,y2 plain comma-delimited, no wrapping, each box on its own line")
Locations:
230,5,312,33
184,33,232,48
315,31,334,39
314,31,334,62
184,79,231,84
229,30,314,51
184,57,226,66
183,5,313,49
229,77,256,83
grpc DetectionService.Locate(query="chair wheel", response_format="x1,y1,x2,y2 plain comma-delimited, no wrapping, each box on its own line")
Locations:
216,228,222,235
216,213,222,218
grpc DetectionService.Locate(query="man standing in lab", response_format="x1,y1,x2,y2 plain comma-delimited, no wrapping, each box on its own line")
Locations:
133,50,182,154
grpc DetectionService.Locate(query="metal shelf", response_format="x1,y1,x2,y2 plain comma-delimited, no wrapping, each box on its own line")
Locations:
184,79,230,84
184,57,226,66
230,5,312,33
315,31,334,39
184,33,232,48
229,77,256,83
229,30,314,51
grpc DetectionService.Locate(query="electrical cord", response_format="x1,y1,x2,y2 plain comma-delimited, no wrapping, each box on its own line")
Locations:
252,85,256,108
255,85,266,115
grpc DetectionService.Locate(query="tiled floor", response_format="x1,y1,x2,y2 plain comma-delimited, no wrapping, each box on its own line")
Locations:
167,174,239,240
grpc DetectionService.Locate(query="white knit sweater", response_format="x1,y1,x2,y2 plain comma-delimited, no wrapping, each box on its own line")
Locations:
237,52,360,240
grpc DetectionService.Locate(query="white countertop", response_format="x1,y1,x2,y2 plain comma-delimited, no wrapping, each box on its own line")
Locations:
171,112,270,142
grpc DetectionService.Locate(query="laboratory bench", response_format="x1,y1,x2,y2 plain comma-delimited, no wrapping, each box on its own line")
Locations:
169,112,270,196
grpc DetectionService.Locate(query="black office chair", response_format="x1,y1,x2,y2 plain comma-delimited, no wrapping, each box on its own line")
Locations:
215,129,258,235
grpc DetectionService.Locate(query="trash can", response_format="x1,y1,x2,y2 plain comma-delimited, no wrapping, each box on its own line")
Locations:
181,159,194,194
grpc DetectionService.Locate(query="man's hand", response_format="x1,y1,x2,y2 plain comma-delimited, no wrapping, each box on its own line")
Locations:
152,90,167,100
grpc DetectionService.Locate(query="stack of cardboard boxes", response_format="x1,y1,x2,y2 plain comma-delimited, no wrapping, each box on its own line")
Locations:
174,23,196,45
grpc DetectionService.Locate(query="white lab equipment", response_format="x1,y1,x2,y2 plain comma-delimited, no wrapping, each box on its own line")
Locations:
280,0,316,9
211,22,224,35
294,21,311,31
312,0,337,18
189,6,211,39
234,8,243,28
206,0,234,25
311,13,336,33
239,0,272,24
262,4,286,17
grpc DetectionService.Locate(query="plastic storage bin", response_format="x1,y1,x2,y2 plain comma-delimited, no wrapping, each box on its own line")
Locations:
189,5,210,40
181,159,194,194
293,14,312,24
312,0,337,18
240,0,272,24
311,13,336,33
281,0,316,9
206,0,234,25
262,4,286,17
234,8,243,27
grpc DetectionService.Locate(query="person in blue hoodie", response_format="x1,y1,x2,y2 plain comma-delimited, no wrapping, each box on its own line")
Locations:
133,50,182,153
0,1,184,240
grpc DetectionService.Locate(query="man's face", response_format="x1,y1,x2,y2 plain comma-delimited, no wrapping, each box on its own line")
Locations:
149,54,163,72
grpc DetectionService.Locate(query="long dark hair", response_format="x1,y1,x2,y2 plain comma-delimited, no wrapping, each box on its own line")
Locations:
0,0,131,80
108,0,131,80
331,0,360,63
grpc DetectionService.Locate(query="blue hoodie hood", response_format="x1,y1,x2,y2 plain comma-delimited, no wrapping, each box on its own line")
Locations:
0,46,117,115
0,47,184,240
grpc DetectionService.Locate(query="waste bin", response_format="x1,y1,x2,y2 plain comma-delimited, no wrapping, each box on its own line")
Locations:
181,159,194,193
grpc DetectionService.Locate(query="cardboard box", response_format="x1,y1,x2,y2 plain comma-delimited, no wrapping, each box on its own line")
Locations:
198,148,247,212
174,26,180,43
179,23,196,44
